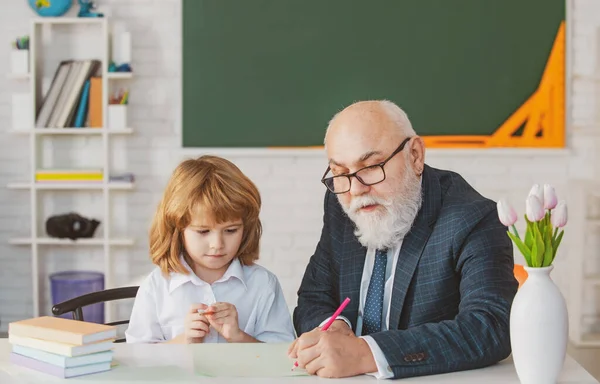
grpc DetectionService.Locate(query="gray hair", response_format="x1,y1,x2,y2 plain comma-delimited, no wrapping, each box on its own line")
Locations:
324,100,416,146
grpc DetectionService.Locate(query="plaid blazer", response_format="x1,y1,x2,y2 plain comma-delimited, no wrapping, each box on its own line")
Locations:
293,164,518,379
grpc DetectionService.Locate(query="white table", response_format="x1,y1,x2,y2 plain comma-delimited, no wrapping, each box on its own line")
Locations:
0,339,597,383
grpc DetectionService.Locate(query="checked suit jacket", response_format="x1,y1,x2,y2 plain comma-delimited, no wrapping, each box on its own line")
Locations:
293,164,518,379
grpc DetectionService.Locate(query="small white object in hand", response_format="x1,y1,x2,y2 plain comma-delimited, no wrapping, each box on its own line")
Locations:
197,308,214,315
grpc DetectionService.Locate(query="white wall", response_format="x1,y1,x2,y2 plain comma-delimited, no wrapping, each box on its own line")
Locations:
0,0,599,336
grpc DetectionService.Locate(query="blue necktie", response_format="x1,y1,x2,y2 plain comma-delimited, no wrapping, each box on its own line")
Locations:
362,249,387,335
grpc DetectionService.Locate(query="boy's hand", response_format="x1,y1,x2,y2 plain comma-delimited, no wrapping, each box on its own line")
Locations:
183,303,210,343
205,302,244,342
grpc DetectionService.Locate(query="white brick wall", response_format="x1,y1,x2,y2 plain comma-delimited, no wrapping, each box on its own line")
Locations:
1,0,599,337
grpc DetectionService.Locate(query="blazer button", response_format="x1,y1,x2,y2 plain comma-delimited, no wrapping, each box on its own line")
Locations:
404,356,411,362
417,352,425,360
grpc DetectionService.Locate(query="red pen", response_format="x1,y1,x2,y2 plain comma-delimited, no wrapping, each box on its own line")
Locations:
293,297,351,369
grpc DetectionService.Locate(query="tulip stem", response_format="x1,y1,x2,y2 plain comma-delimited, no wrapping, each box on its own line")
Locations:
511,224,521,240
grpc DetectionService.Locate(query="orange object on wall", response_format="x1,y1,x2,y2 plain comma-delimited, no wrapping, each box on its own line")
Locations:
423,21,565,149
514,264,529,289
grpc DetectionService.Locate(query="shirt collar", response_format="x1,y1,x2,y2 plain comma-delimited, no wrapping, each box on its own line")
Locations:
167,255,247,294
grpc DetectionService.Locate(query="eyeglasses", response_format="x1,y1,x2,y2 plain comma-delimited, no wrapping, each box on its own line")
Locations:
321,137,411,194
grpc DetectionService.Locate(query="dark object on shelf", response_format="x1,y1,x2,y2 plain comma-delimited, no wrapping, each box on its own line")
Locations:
109,173,135,183
77,0,104,18
108,62,132,73
46,213,100,240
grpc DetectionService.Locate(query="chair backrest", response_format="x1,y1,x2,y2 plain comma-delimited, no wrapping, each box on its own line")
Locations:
51,286,139,343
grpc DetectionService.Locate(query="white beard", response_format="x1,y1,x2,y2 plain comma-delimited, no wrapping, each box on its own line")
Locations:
339,165,423,250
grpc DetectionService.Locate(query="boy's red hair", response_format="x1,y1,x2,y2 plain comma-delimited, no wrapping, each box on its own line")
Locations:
149,155,262,275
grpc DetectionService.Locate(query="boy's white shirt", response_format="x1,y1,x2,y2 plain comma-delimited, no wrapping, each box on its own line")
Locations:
125,256,296,343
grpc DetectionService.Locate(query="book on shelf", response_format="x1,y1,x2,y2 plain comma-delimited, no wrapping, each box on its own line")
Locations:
109,172,135,183
74,79,91,127
31,170,135,183
89,76,103,127
35,59,101,129
35,168,103,174
35,169,103,182
36,174,103,182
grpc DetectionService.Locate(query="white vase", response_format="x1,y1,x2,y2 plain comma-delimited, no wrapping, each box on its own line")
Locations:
510,265,568,384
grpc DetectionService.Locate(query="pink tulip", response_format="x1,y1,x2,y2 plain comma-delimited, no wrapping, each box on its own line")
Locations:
497,198,518,226
543,184,558,210
526,195,545,222
551,200,568,228
529,184,544,207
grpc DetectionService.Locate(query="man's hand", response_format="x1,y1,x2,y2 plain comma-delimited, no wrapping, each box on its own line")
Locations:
287,320,352,358
295,330,377,378
288,327,319,359
325,319,354,335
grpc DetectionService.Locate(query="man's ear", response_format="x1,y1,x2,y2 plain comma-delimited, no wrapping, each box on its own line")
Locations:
409,136,425,176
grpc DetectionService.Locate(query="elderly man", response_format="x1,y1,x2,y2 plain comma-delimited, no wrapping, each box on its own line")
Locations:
289,100,518,379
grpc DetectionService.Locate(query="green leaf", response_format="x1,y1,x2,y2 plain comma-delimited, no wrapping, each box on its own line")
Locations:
538,220,545,241
539,211,550,239
552,230,564,262
531,231,539,267
524,219,533,249
542,223,553,267
533,224,545,267
507,231,532,267
511,224,521,241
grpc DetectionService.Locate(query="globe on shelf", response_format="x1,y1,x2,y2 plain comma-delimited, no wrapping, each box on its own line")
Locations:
27,0,73,17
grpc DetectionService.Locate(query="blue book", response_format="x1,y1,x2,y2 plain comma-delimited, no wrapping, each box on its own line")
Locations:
74,79,91,128
11,344,113,368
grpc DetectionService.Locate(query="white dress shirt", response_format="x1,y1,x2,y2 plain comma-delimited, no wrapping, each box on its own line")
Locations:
322,244,401,379
125,257,296,344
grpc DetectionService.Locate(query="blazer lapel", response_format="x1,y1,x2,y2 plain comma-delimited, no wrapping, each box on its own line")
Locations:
389,165,441,329
339,221,367,332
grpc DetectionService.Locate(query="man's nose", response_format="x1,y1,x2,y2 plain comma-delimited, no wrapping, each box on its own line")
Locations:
349,177,369,196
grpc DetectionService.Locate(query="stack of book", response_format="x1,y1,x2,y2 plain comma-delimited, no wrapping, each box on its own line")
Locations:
35,169,103,183
8,316,117,379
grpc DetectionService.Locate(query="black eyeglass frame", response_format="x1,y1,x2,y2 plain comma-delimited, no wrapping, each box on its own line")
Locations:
321,137,412,194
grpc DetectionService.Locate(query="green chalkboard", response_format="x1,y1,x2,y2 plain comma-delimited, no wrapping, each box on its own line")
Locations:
182,0,564,148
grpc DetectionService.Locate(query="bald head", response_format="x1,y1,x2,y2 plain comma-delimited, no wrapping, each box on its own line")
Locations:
322,100,424,249
322,99,425,202
324,100,416,147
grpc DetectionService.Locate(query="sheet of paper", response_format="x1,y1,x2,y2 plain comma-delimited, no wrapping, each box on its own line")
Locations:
92,365,197,382
191,343,309,378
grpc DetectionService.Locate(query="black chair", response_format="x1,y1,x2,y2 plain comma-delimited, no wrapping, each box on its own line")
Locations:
52,286,139,343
